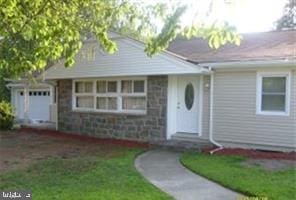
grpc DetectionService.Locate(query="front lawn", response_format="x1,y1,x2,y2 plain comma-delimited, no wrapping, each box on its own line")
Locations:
181,152,296,200
0,131,172,200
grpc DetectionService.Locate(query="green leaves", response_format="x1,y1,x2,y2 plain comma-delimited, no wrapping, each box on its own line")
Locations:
206,23,242,49
0,0,241,79
145,5,187,56
0,100,14,130
96,32,118,54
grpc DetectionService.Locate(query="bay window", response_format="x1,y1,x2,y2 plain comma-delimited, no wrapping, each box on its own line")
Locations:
73,77,147,114
256,72,290,116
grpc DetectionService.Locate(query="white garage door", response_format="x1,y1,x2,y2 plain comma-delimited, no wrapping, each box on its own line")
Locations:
17,90,51,122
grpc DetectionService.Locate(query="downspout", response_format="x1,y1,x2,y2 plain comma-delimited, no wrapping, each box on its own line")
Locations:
55,84,58,131
209,68,223,154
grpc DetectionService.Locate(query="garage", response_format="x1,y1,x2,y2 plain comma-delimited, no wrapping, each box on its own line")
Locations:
17,89,51,122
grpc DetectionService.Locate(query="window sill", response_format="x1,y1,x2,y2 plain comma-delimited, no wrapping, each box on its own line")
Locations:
256,111,290,117
72,108,147,116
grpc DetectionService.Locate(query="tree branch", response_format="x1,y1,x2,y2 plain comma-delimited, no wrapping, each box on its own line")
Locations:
17,1,50,34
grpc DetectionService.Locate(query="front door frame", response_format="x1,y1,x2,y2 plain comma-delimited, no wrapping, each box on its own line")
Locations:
166,74,203,139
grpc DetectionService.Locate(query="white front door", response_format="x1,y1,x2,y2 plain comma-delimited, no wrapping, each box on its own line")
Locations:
176,76,199,133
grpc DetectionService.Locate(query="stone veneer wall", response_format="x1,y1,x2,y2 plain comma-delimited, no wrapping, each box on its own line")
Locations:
57,76,168,141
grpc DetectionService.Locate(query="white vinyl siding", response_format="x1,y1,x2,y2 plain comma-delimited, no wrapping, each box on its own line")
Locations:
212,69,296,150
72,77,147,114
44,38,206,80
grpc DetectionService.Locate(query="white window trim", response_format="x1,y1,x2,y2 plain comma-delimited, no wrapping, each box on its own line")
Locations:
72,77,147,115
256,71,291,116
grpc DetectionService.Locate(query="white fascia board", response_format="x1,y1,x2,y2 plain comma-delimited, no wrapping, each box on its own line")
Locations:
6,83,26,88
200,59,296,69
44,70,210,80
44,66,208,80
6,82,51,88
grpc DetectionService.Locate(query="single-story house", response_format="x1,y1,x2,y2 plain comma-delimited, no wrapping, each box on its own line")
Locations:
8,30,296,151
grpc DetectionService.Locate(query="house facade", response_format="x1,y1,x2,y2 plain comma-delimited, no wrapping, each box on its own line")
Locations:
11,31,296,151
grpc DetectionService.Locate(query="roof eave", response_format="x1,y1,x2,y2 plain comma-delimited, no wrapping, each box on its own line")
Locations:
199,59,296,69
44,68,210,80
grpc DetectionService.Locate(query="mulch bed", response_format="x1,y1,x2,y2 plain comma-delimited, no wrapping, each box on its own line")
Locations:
19,127,149,149
1,129,144,172
202,147,296,160
18,128,296,160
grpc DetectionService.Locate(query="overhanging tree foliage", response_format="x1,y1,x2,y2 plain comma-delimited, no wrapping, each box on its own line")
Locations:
0,69,10,101
275,0,296,30
0,0,241,79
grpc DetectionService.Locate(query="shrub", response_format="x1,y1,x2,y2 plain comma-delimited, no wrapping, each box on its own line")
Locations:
0,101,14,130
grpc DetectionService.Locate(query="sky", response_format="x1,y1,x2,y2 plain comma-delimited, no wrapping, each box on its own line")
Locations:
229,0,288,32
201,0,288,33
141,0,289,33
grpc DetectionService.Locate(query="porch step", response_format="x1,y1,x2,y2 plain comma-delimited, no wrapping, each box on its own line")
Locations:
151,133,213,151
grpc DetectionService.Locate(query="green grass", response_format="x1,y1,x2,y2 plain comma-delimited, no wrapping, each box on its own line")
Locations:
0,149,172,200
181,153,296,200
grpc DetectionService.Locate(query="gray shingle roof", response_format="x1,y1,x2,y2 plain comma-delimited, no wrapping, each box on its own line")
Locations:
167,30,296,63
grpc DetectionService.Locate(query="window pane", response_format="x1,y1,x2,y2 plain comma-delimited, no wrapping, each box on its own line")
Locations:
97,97,107,109
262,95,285,111
134,80,145,93
122,97,146,110
97,81,106,93
185,83,194,110
76,96,93,108
262,77,286,93
108,81,117,92
107,97,117,110
121,80,132,93
75,82,84,93
84,82,93,93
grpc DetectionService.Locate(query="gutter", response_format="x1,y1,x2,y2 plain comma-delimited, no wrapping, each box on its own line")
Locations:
202,59,296,69
208,69,223,154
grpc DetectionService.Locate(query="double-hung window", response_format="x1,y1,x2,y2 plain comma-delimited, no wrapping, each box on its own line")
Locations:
74,81,94,109
121,80,146,111
96,80,118,110
73,77,147,114
256,72,290,116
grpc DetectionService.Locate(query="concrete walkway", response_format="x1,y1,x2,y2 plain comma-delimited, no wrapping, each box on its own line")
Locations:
135,150,242,200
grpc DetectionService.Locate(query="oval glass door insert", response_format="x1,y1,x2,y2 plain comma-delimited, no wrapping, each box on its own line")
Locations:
185,83,194,110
